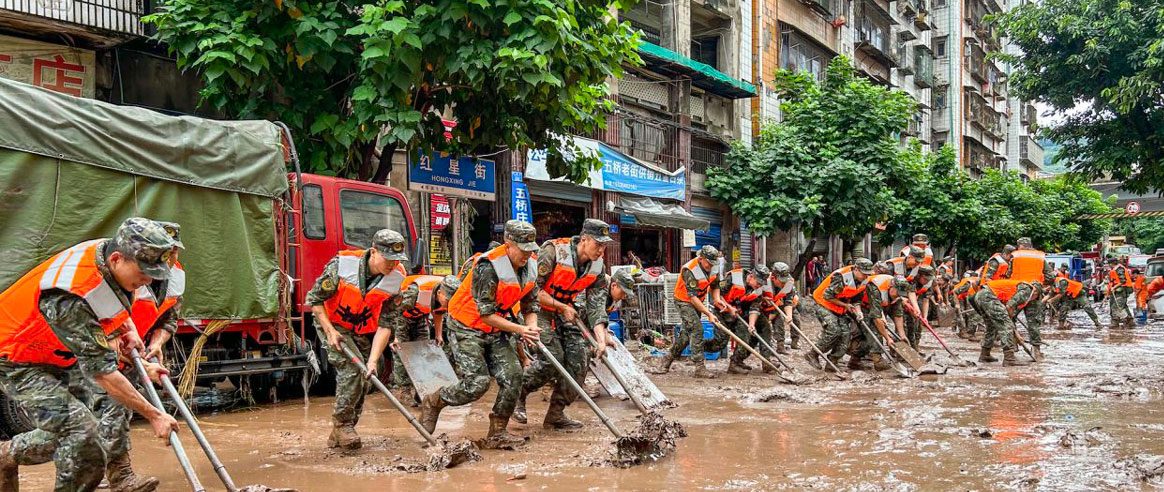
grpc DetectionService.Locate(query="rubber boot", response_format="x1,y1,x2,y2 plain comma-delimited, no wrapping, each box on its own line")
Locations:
803,350,822,370
542,402,583,430
327,422,361,450
737,358,754,371
481,414,526,449
727,359,751,374
106,453,160,492
1032,345,1045,363
978,347,998,363
761,360,777,374
871,353,891,371
0,441,18,492
647,354,674,375
847,357,871,371
418,391,447,434
691,360,718,379
823,357,843,373
1002,349,1029,367
776,340,790,355
512,392,528,425
393,387,419,408
790,338,800,350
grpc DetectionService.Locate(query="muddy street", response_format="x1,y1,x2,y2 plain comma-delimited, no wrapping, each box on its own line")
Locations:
22,313,1164,491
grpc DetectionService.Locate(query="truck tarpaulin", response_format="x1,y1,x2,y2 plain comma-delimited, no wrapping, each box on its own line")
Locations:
0,77,289,319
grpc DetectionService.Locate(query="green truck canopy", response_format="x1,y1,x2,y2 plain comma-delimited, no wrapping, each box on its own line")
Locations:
0,78,289,319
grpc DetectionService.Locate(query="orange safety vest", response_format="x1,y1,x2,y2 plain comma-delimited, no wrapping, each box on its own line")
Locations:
863,274,896,307
401,275,446,320
130,262,186,337
915,276,934,295
813,266,867,315
953,277,980,301
762,278,796,312
1009,249,1046,282
899,244,934,266
984,279,1033,309
447,244,537,333
540,238,604,311
980,253,1010,282
1109,266,1134,289
0,240,132,368
1061,278,1084,298
723,268,764,305
1138,277,1164,309
322,250,407,335
937,264,954,278
458,252,484,281
886,257,919,281
674,257,720,303
1134,274,1146,292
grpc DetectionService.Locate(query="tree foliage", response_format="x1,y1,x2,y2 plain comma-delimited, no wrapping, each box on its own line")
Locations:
1114,218,1164,256
146,0,641,181
994,0,1164,194
707,57,915,273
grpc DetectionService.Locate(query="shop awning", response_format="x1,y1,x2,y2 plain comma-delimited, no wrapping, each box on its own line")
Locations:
618,196,710,230
638,42,758,99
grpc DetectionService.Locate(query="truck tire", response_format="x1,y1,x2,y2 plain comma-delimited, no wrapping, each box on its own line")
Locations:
0,392,34,439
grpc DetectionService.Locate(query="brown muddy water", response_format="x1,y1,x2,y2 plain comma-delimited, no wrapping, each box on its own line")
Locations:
20,309,1164,490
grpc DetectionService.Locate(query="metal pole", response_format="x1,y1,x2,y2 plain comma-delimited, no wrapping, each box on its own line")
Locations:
532,341,624,438
129,352,205,492
579,326,650,415
340,345,440,446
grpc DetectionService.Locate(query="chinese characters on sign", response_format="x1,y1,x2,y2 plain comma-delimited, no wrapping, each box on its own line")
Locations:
510,172,533,223
525,136,686,201
409,151,497,201
0,35,95,98
430,194,452,231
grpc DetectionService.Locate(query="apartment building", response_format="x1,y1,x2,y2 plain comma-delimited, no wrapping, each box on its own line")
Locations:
1003,0,1043,180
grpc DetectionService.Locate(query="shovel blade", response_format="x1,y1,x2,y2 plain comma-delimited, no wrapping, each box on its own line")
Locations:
591,338,670,409
890,343,927,371
397,341,459,399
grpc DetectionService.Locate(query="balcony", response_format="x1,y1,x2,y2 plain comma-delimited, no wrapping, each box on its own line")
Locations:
799,0,834,17
637,42,757,99
690,134,729,192
965,41,987,83
856,1,898,67
1020,135,1044,168
895,42,914,75
0,0,147,44
587,107,682,172
914,45,934,87
1021,102,1038,130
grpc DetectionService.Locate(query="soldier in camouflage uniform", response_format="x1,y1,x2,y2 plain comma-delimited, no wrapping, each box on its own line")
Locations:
0,218,181,492
514,219,612,429
722,265,771,374
765,262,802,353
974,279,1038,366
365,274,461,406
420,221,542,449
648,246,729,379
902,265,937,352
982,245,1016,282
1107,257,1136,329
1046,272,1101,329
807,258,875,372
1011,237,1056,361
953,271,986,341
847,273,902,371
307,229,409,450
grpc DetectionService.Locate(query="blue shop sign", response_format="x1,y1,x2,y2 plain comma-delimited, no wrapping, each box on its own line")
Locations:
409,152,496,201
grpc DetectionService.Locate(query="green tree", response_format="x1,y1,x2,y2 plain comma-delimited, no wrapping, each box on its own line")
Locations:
146,0,641,182
994,0,1164,194
707,57,915,275
1114,218,1164,255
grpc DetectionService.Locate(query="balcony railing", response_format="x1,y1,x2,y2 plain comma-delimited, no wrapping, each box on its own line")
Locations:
965,41,987,83
914,45,934,87
800,0,834,17
856,2,898,67
0,0,147,36
586,107,682,172
691,136,728,176
895,42,913,75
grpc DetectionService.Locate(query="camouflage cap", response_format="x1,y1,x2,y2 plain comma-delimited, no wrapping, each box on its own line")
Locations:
372,229,409,261
918,264,936,278
697,245,721,261
942,256,955,263
911,233,930,244
611,269,636,296
581,219,614,243
853,257,875,275
158,221,185,250
752,264,771,279
504,220,539,252
1058,264,1069,271
771,261,792,277
114,218,178,280
874,261,891,274
906,245,926,260
1016,237,1033,249
439,274,462,296
1002,244,1017,255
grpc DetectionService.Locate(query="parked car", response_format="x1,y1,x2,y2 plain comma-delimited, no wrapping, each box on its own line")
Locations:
1147,255,1164,320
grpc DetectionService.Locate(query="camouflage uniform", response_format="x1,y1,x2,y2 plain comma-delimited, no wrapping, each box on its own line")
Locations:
670,267,729,361
381,282,435,391
982,255,1009,282
520,237,609,415
953,279,986,337
1054,277,1100,327
769,285,802,347
438,258,539,418
0,240,141,491
849,281,889,360
974,283,1036,353
900,278,926,350
306,251,401,428
814,271,861,362
1109,264,1135,326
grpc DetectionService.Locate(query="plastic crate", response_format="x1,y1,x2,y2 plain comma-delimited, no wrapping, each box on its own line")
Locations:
674,321,722,359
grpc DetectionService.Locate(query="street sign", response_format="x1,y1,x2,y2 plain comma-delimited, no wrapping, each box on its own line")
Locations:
1127,202,1141,214
409,152,496,201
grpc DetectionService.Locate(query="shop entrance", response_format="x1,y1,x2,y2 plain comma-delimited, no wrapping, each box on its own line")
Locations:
532,200,586,244
620,226,670,269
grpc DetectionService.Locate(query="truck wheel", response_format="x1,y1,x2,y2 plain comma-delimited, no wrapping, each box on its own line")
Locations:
0,392,34,439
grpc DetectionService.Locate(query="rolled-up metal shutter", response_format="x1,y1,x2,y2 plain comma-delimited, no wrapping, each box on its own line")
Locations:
740,222,754,268
690,206,723,251
525,180,593,203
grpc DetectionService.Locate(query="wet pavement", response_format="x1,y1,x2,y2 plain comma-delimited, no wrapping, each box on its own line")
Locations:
20,307,1164,490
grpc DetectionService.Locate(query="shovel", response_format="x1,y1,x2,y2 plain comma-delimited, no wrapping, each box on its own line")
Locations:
767,301,847,380
708,318,806,385
578,324,649,415
729,313,813,384
908,308,977,367
1012,318,1039,361
529,340,682,467
129,352,206,492
340,344,480,469
856,319,914,378
879,323,926,372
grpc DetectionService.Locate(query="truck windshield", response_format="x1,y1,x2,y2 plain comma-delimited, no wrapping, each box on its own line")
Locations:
339,190,411,250
1148,262,1164,279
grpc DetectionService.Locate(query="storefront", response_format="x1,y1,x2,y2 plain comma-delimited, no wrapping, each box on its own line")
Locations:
526,179,592,244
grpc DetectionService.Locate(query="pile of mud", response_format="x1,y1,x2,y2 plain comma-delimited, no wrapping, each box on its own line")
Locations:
1114,454,1164,483
744,387,830,405
604,412,687,468
237,486,297,492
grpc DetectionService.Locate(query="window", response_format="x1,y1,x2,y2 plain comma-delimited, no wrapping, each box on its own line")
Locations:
339,190,411,250
933,87,948,109
935,37,947,58
302,184,326,239
934,0,947,7
781,26,832,82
